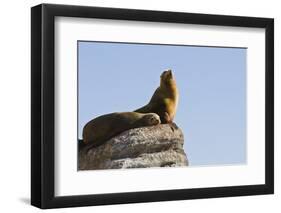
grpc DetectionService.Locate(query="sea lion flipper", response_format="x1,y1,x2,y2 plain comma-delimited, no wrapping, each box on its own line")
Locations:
163,111,172,123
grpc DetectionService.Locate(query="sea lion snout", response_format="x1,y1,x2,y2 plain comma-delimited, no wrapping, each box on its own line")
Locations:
166,69,172,76
161,69,173,78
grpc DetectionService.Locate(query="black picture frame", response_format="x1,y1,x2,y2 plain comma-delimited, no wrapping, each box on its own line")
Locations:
31,3,274,209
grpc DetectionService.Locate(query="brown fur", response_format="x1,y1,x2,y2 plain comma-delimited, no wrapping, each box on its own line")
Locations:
80,112,160,151
135,70,179,123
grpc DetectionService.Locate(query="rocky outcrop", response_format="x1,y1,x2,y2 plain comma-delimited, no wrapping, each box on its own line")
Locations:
78,123,188,170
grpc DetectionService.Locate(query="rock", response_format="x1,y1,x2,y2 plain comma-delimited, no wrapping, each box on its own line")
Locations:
78,123,188,170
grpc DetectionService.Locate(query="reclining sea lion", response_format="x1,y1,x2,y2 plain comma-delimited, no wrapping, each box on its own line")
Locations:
80,112,160,151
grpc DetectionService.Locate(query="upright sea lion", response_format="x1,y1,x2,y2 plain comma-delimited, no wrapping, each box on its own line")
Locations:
135,70,179,124
80,112,160,151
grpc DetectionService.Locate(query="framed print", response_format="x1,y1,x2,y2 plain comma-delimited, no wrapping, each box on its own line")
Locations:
31,3,274,209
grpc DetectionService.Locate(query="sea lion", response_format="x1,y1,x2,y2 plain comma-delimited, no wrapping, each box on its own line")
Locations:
135,70,179,124
80,112,160,151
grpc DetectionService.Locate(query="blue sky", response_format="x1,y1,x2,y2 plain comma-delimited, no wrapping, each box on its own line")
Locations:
78,41,246,166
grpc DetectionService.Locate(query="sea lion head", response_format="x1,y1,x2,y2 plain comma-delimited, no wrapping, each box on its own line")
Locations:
160,69,175,87
141,113,161,126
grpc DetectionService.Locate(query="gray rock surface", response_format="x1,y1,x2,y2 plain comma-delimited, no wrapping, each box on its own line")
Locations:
78,123,188,170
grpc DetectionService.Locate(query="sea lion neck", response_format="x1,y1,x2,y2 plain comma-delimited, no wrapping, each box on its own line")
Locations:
160,79,177,92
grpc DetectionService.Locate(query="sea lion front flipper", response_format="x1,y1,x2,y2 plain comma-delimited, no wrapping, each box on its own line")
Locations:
164,112,172,123
157,111,172,124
